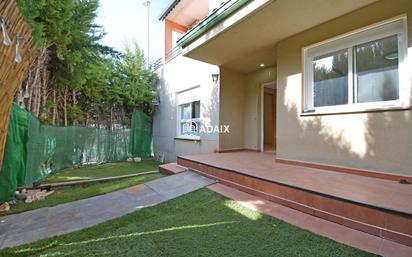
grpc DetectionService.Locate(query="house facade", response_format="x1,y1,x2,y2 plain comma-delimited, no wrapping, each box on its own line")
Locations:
153,0,412,178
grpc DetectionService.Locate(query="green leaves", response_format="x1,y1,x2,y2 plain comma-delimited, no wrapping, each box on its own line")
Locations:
111,41,157,115
16,0,156,127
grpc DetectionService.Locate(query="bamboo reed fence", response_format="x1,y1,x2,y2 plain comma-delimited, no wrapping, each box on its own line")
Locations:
0,0,35,168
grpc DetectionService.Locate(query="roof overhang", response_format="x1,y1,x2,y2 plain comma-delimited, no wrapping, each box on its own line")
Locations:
159,0,210,28
180,0,379,73
159,0,181,21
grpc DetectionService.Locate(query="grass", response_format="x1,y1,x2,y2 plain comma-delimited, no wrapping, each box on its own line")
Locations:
2,161,162,216
44,160,160,183
0,189,376,257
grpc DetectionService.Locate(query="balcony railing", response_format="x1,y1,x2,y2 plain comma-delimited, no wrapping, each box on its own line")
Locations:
153,46,182,71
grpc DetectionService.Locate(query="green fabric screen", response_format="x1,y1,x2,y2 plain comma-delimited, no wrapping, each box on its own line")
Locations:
0,104,152,204
129,109,153,159
0,104,30,204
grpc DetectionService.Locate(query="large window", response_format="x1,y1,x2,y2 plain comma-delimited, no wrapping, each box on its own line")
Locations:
303,17,408,114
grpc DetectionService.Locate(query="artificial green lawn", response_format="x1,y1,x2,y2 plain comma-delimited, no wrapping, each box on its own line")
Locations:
0,189,376,257
44,160,160,183
2,161,162,216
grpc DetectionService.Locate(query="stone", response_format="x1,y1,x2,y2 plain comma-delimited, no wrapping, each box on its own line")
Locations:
34,192,46,201
0,202,10,212
127,157,133,162
133,157,141,162
25,196,33,204
47,190,55,196
15,192,27,201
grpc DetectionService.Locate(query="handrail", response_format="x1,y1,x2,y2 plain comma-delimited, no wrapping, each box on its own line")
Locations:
153,46,182,71
177,0,250,48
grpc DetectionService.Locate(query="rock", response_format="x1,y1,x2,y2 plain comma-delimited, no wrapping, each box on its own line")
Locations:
25,196,33,204
8,200,16,205
133,157,142,162
45,190,55,197
15,192,27,201
127,157,133,162
35,192,46,201
0,202,10,212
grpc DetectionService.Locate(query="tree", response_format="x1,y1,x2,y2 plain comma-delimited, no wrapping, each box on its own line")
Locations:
16,0,157,129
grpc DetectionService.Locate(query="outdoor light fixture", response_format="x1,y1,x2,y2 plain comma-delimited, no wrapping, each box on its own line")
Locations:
0,17,12,46
212,74,219,83
15,35,24,63
260,63,265,67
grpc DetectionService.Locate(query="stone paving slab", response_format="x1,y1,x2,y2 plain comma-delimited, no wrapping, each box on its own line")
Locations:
146,171,214,200
0,171,215,249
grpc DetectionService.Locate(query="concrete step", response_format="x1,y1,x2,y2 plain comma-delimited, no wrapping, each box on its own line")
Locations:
177,156,412,247
159,163,187,175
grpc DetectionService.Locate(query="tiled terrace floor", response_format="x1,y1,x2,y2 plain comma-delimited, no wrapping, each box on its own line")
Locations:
180,151,412,215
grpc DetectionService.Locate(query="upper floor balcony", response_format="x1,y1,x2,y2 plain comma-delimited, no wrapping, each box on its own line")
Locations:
155,0,379,73
154,0,230,69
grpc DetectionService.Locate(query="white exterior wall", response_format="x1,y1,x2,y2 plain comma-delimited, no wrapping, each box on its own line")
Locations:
153,55,220,162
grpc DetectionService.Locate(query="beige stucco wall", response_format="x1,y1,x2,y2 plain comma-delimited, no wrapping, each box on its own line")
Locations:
219,68,246,150
153,55,219,162
276,0,412,175
219,66,276,151
243,67,276,150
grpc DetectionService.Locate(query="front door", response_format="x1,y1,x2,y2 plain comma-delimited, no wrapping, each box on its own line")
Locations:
264,89,276,152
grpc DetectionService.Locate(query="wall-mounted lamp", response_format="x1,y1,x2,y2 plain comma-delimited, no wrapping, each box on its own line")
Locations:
15,35,24,63
0,17,12,46
211,74,219,83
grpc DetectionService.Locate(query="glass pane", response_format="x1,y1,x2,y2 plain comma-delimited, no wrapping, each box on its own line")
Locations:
313,50,348,107
180,103,191,120
192,101,200,119
181,121,199,136
355,35,399,103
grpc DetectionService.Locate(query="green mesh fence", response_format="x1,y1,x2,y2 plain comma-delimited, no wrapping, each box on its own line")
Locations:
129,109,152,159
0,104,30,204
0,104,152,204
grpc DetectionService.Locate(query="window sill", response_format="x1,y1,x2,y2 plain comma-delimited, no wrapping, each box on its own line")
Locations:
174,136,201,142
300,105,411,116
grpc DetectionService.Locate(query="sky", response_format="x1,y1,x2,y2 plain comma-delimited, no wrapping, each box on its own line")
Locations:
96,0,170,63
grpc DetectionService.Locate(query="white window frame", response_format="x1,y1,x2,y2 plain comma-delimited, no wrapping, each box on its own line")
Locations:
303,15,409,115
178,101,201,139
176,86,201,140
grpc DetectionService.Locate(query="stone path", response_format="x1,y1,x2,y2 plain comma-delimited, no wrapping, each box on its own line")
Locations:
0,171,214,249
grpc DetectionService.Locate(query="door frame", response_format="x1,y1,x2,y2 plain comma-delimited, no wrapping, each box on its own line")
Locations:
260,81,277,152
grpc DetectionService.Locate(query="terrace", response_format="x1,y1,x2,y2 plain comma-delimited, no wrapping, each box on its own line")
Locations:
176,151,412,246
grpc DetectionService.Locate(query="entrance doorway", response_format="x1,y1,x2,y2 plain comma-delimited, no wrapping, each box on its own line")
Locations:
260,82,276,153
